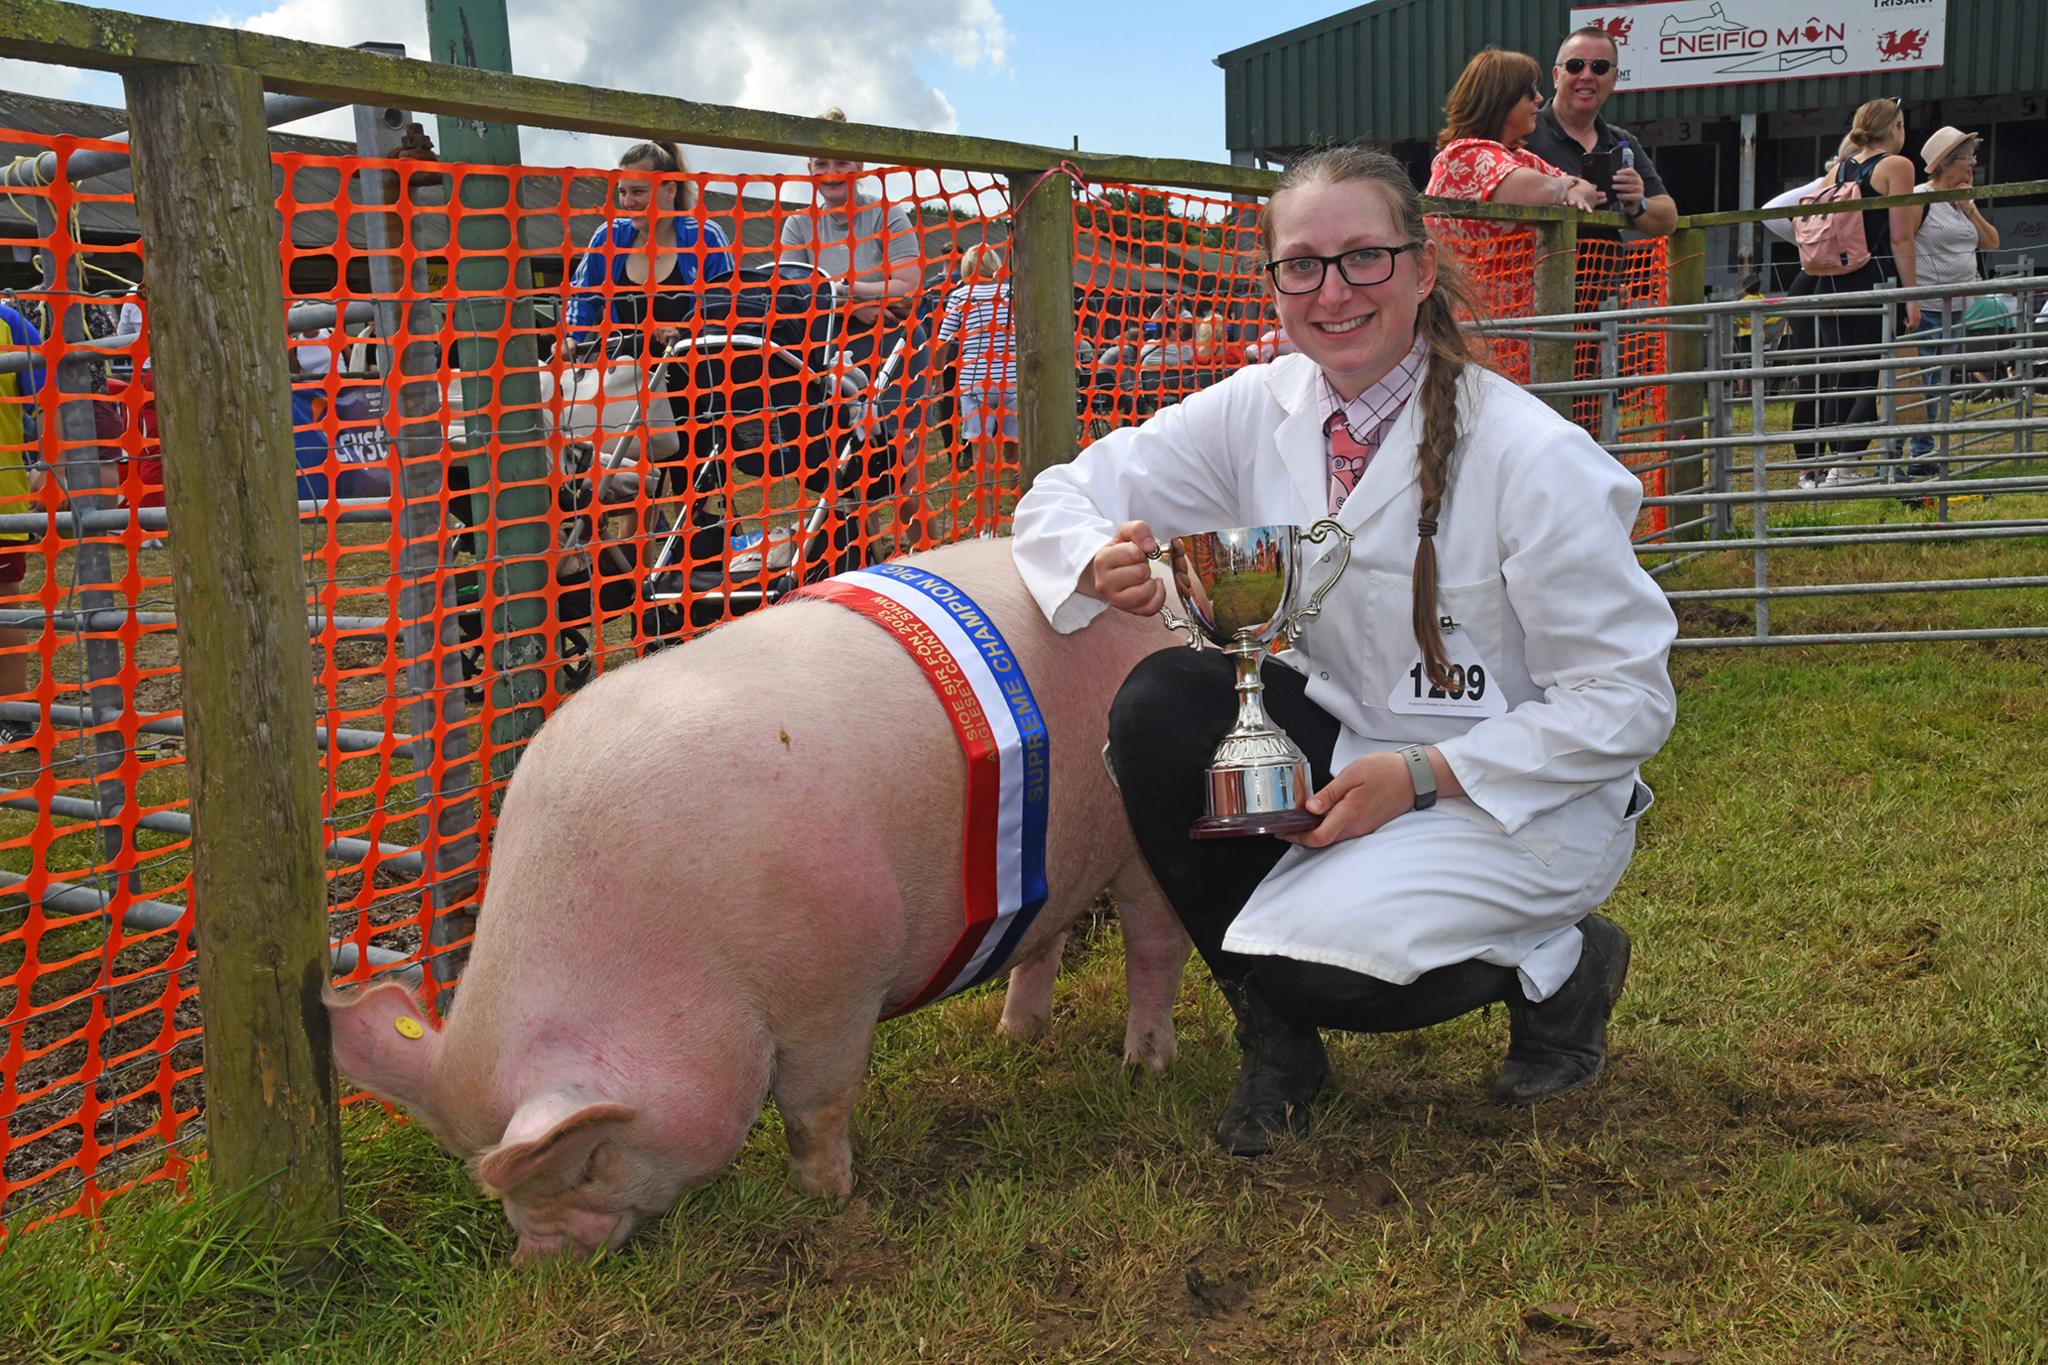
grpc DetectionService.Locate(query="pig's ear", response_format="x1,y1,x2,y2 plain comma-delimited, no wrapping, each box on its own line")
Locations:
477,1094,638,1195
324,980,441,1114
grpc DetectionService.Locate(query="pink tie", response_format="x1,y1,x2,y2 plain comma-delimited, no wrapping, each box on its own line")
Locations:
1325,410,1375,514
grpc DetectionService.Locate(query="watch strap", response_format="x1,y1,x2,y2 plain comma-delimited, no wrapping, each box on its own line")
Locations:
1397,744,1438,811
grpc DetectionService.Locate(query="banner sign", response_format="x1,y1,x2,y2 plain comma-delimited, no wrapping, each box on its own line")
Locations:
1569,0,1946,92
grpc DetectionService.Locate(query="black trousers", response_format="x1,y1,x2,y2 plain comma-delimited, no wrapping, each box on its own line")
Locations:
1108,648,1522,1034
1800,264,1893,457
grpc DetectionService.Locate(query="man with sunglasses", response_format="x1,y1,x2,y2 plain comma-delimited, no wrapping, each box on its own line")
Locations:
1523,27,1676,240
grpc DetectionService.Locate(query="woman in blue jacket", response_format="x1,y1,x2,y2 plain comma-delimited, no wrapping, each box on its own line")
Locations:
566,141,735,355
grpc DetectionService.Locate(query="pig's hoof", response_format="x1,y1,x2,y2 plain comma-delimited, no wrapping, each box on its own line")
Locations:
997,1011,1050,1043
789,1157,855,1202
1122,1029,1176,1073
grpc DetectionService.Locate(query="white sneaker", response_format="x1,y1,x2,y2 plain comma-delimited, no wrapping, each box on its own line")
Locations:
1795,470,1821,490
1822,465,1877,487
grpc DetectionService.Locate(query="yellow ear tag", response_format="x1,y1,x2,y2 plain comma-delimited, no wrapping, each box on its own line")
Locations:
394,1016,425,1040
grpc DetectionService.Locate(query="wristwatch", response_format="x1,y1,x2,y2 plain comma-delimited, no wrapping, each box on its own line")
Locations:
1396,745,1438,811
1625,200,1649,222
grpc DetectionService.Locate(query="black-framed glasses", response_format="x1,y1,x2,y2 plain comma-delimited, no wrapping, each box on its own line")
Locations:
1562,57,1614,75
1263,243,1423,295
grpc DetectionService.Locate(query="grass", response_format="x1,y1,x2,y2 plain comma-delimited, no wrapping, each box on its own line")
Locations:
2,637,2045,1362
3,400,2045,1361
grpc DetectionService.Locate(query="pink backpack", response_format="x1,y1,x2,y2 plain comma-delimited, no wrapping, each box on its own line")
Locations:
1794,158,1877,276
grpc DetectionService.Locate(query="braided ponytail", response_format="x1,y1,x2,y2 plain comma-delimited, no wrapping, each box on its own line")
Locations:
1260,146,1483,691
1409,283,1474,691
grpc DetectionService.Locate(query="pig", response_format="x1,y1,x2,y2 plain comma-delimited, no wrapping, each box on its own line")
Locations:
326,538,1189,1261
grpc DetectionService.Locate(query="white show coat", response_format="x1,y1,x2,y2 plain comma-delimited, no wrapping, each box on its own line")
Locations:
1012,353,1678,999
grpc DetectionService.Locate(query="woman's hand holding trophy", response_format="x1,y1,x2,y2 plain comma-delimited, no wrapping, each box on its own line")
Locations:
1085,521,1168,616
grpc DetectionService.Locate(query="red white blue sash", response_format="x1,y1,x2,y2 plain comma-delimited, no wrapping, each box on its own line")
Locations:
793,564,1051,1016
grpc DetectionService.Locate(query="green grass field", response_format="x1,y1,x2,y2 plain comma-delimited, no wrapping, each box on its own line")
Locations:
3,631,2045,1363
3,417,2046,1363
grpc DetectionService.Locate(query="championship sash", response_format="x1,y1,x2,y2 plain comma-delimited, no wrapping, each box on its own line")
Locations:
793,564,1051,1016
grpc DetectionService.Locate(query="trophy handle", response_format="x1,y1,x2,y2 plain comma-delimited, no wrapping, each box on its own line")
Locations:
1283,518,1353,645
1145,545,1208,651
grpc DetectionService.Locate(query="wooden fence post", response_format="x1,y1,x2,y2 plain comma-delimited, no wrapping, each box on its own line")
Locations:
123,60,341,1256
1009,169,1078,499
1531,214,1579,421
1665,225,1709,539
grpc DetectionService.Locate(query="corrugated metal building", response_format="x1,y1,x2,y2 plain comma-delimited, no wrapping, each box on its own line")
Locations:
1219,0,2048,285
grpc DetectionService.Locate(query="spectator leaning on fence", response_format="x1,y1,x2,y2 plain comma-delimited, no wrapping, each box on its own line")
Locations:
1426,48,1600,375
1523,26,1675,240
935,243,1017,474
1790,98,1920,488
566,141,736,355
0,301,46,744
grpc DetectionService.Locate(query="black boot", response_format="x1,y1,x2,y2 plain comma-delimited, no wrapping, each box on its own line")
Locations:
1490,914,1631,1106
1213,976,1330,1156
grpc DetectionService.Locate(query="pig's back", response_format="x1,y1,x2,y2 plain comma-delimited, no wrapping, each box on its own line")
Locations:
472,539,1171,1019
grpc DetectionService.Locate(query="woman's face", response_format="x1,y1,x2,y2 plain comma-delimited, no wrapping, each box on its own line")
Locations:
1502,84,1543,145
613,162,675,215
1936,142,1978,185
1266,177,1436,401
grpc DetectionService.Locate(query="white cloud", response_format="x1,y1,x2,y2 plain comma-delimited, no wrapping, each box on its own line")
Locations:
1,58,87,103
225,0,1010,176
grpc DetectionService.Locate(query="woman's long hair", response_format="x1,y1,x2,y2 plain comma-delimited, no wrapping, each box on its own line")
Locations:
1260,145,1480,690
618,139,697,211
1438,48,1541,149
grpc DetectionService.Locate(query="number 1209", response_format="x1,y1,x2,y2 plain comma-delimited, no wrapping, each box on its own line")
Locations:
1409,662,1485,700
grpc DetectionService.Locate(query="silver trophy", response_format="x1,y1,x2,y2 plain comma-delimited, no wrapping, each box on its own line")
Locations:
1152,521,1354,839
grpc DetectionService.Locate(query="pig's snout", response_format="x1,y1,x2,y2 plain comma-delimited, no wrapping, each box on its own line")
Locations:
509,1209,633,1265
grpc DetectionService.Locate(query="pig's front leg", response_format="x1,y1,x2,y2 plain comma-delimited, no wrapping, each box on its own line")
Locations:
1112,859,1190,1072
771,1015,880,1201
997,929,1067,1042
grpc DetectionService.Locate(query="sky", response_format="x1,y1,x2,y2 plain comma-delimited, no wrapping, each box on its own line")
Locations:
2,0,1346,177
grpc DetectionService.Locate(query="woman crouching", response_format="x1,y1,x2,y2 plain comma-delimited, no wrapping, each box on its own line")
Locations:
1010,146,1678,1154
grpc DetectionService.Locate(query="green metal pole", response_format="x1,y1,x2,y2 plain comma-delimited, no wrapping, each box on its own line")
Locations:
425,0,550,770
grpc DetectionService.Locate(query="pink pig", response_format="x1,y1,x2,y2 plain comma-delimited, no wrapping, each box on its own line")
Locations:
326,539,1189,1261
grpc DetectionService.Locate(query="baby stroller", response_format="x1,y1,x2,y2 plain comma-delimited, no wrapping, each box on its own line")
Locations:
546,263,937,662
631,265,937,635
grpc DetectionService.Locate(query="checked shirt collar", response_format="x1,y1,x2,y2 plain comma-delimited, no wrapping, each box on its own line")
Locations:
1315,338,1427,515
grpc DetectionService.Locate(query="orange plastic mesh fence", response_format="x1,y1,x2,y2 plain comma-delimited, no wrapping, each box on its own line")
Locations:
1071,183,1270,446
1434,223,1672,537
0,128,1018,1234
1,137,1679,1238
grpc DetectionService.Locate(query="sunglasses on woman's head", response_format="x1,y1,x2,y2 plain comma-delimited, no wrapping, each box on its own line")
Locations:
1562,58,1614,75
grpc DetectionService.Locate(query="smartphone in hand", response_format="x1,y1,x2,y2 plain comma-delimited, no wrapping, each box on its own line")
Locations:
1578,149,1616,205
